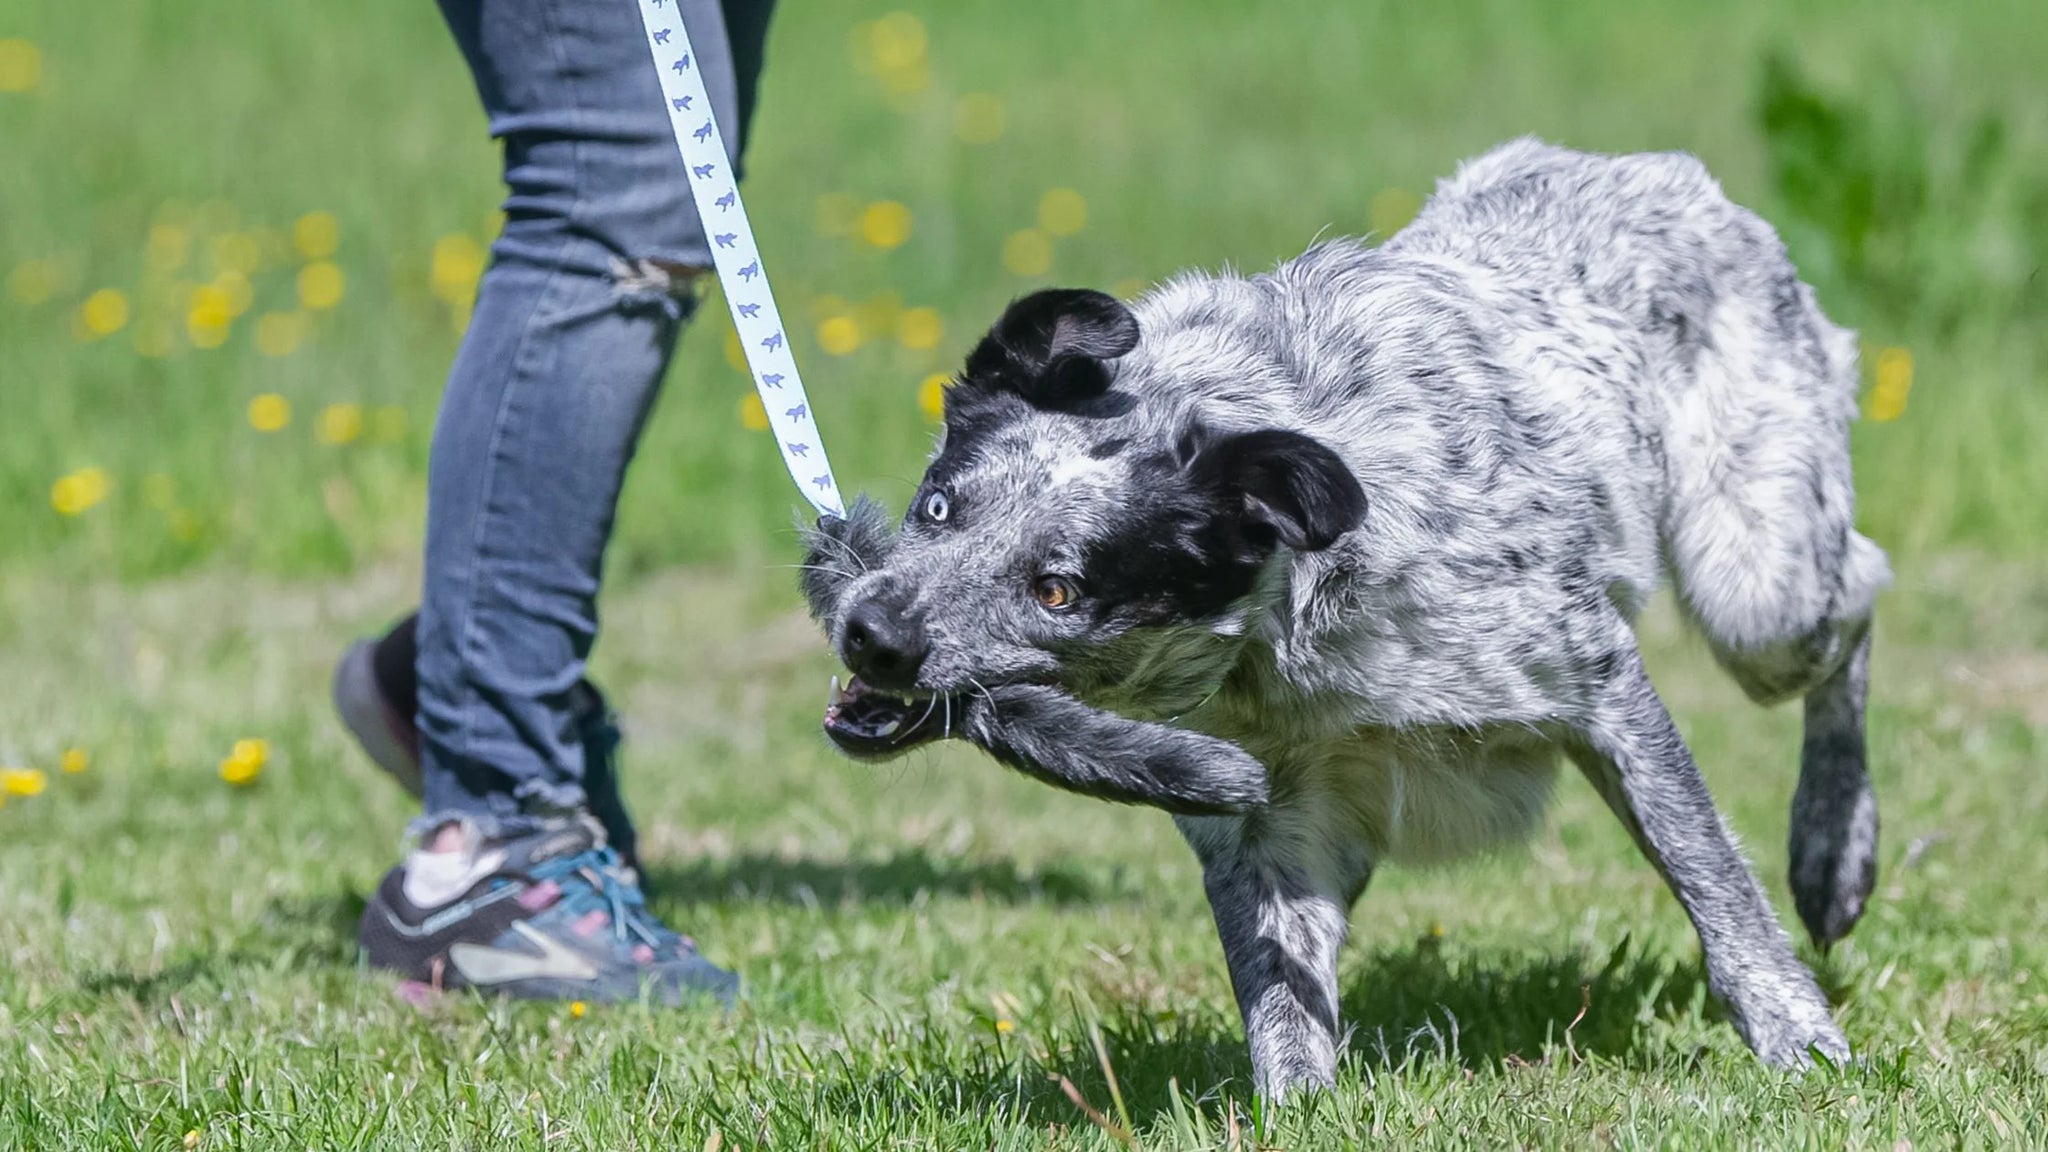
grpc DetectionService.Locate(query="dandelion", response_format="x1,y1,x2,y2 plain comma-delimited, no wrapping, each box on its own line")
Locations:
318,403,365,445
739,392,770,431
1036,189,1087,237
817,314,862,356
813,193,860,238
61,749,88,774
187,284,236,348
247,393,291,432
50,467,112,517
146,224,190,275
855,12,927,73
298,261,345,310
77,288,130,339
219,738,268,786
917,373,949,422
1,768,48,797
7,258,55,305
569,1001,587,1019
0,39,42,93
994,1019,1015,1034
209,232,263,276
722,325,748,372
182,1130,200,1151
896,306,943,351
954,93,1006,145
859,201,913,250
254,311,305,357
1001,229,1053,277
1370,187,1421,237
373,405,407,442
294,211,340,260
1869,346,1913,422
431,233,487,305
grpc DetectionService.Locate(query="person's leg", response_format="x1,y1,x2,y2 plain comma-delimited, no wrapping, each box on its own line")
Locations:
417,0,760,830
356,0,771,1003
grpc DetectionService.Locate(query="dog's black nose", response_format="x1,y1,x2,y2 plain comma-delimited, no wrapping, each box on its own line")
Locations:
841,598,927,691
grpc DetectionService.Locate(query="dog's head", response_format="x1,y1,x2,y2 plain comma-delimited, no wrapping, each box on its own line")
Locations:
804,287,1365,760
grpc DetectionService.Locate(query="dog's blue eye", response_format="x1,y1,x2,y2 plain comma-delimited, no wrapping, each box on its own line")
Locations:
922,490,951,523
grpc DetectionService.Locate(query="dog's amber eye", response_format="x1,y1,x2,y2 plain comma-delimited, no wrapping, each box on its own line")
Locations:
1032,574,1079,611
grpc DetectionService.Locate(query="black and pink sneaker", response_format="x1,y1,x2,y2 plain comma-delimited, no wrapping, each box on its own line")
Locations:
358,815,736,1007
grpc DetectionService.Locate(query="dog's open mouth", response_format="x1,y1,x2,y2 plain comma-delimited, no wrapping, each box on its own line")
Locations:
821,675,951,758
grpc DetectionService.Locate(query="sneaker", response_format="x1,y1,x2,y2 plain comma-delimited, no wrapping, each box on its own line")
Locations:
358,815,736,1006
334,614,642,874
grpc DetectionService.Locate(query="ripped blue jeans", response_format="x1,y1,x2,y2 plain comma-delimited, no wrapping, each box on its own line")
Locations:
418,0,774,830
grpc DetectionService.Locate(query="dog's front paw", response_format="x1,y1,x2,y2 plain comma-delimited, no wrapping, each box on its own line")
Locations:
1740,996,1850,1069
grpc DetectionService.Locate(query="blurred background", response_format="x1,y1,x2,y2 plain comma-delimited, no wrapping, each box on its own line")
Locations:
5,0,2044,580
2,0,2044,1145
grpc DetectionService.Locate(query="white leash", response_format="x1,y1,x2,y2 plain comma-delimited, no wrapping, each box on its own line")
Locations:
632,0,846,519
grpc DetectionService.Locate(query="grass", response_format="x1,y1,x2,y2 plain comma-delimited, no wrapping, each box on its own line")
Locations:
2,0,2046,1146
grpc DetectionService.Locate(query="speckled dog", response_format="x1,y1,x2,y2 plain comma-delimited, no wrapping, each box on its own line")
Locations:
802,138,1890,1096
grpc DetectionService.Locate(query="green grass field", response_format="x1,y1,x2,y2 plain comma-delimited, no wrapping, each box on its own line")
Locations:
3,0,2046,1146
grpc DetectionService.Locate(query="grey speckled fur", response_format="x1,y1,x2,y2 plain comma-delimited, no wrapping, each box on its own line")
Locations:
804,139,1890,1097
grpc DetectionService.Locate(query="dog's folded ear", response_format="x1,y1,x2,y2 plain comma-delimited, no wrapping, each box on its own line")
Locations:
962,288,1140,410
1190,428,1367,553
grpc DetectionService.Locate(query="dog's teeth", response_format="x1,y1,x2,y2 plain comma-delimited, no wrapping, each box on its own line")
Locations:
874,719,900,738
829,674,842,707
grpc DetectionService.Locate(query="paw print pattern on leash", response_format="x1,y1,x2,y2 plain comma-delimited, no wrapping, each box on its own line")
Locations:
633,0,845,518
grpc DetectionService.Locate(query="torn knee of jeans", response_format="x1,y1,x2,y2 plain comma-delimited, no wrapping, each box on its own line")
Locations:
609,257,708,316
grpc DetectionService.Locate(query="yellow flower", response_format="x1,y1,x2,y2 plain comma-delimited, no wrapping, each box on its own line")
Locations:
1037,189,1087,237
254,311,305,357
248,393,291,432
817,314,862,356
182,1129,201,1151
917,373,949,422
857,12,927,72
294,212,340,260
897,307,943,351
994,1018,1015,1034
0,39,42,93
298,261,345,310
954,93,1006,145
1001,229,1053,277
61,748,88,774
859,201,913,250
146,224,190,275
1,768,48,797
431,234,487,305
7,258,55,305
373,405,407,442
738,392,770,431
78,288,130,338
209,232,263,276
220,738,269,786
1868,346,1913,422
318,403,364,445
187,284,236,348
722,325,748,372
50,467,112,517
814,192,860,238
569,1000,587,1019
1370,188,1421,237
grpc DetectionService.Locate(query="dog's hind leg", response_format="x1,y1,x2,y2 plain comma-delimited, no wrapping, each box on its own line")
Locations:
1563,640,1847,1068
1790,627,1876,949
1178,806,1372,1098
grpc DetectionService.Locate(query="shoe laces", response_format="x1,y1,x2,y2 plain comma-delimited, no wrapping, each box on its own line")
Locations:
531,844,676,952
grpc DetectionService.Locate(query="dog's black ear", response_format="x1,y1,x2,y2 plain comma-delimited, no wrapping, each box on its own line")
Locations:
1191,428,1366,553
962,288,1140,409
